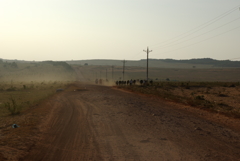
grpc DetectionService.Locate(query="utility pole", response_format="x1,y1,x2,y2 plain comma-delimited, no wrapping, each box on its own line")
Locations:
106,69,108,80
122,60,127,81
143,47,152,82
112,65,114,81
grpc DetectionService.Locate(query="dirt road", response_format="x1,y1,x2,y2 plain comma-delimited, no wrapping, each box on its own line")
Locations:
19,82,240,161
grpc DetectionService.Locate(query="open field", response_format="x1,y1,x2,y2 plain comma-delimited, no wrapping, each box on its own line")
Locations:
0,81,71,116
67,58,240,68
0,60,77,117
76,65,240,82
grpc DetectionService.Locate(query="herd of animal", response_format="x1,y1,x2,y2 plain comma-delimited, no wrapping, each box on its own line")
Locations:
95,79,153,86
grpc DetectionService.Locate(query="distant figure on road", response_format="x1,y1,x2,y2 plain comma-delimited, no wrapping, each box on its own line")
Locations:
143,80,146,85
130,79,133,86
150,80,153,85
133,80,136,85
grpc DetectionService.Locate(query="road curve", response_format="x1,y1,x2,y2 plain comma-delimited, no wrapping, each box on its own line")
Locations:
22,83,240,161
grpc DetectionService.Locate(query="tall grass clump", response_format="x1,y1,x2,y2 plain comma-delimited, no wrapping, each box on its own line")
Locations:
4,96,22,115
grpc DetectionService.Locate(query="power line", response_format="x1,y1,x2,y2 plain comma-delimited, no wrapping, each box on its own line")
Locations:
128,50,144,60
154,16,240,50
151,4,240,48
126,4,240,61
153,25,240,56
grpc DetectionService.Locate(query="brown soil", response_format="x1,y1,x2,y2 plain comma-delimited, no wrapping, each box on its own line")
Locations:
0,82,240,161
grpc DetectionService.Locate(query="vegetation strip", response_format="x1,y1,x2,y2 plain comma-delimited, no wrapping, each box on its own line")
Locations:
116,81,240,118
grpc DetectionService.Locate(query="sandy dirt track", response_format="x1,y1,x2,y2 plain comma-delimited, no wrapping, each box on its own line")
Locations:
19,82,240,161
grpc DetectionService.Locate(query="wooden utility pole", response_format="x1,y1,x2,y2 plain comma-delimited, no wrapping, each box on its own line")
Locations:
122,60,127,81
143,47,152,82
106,69,108,80
112,65,114,81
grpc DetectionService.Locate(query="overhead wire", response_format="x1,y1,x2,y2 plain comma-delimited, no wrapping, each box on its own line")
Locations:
151,4,240,48
126,4,240,60
150,4,240,59
154,16,240,50
128,51,144,60
153,25,240,56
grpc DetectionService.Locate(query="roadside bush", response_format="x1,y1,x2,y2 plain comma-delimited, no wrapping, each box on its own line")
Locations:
6,87,17,91
4,96,22,115
195,95,205,100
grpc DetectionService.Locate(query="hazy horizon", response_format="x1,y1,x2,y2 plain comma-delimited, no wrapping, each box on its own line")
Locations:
1,0,240,61
0,58,240,62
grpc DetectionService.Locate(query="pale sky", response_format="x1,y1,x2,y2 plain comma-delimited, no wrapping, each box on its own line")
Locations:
1,0,240,61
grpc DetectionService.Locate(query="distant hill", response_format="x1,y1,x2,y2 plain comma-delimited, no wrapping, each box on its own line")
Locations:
1,58,240,69
159,58,240,68
0,59,76,82
66,58,240,68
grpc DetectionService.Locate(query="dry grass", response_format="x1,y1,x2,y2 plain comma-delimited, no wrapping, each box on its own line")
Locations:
117,81,240,118
0,81,69,116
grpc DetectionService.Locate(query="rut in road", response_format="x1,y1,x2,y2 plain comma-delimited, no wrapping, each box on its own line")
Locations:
22,83,240,161
22,90,102,161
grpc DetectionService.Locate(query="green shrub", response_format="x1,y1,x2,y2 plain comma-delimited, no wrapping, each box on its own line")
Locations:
4,96,22,115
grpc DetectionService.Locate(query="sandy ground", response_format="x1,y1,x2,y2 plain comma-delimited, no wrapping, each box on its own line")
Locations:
13,82,239,161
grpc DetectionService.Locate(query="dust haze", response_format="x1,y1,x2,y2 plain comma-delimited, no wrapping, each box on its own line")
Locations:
0,60,76,83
